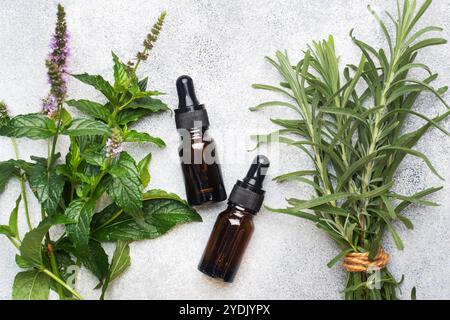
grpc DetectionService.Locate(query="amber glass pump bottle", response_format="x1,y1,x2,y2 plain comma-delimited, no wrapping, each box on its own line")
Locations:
175,75,227,206
198,155,270,283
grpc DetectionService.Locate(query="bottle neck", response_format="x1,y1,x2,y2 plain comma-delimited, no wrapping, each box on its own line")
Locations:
188,127,205,139
227,202,257,216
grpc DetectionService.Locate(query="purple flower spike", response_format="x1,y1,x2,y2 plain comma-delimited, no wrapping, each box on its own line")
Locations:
43,3,70,115
106,128,123,158
42,94,58,118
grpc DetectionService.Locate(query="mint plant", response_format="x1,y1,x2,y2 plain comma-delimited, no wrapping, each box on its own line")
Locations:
251,0,448,299
0,5,201,300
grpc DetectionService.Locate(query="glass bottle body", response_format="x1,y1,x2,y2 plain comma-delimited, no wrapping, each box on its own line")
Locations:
178,127,227,206
198,205,255,283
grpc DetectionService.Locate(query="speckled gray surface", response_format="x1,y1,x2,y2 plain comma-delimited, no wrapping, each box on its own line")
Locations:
0,0,449,300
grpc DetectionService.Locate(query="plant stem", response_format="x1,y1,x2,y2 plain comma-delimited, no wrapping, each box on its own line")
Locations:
48,102,64,170
48,244,65,299
7,236,21,250
11,138,32,231
42,268,84,300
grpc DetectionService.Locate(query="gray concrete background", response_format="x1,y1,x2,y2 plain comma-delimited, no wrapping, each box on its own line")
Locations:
0,0,449,300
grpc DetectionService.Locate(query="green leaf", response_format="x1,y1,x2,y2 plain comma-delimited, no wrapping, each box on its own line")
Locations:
250,101,298,112
124,130,165,148
370,208,404,250
127,97,169,113
273,170,318,183
138,152,152,187
82,240,110,282
109,241,131,282
0,225,14,236
116,108,153,125
112,52,129,91
20,223,51,268
8,195,22,237
0,160,20,193
320,107,369,126
27,157,65,216
15,254,34,269
65,199,96,252
12,270,50,300
290,193,352,210
395,186,442,213
66,99,110,122
81,148,106,167
72,73,118,105
92,190,201,241
107,152,144,222
381,196,397,219
99,241,131,299
380,146,444,180
0,113,56,139
63,118,111,136
267,206,319,222
138,77,148,91
59,238,109,282
327,248,353,268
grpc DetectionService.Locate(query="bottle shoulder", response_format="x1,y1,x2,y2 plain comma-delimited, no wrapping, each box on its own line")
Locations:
218,206,255,226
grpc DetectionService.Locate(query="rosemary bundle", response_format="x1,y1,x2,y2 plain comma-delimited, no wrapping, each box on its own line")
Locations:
252,0,449,299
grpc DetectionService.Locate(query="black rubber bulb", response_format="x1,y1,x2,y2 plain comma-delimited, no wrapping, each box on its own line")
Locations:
176,75,200,109
243,155,270,189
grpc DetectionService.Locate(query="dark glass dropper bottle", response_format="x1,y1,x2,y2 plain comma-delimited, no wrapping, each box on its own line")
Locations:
198,155,270,283
175,75,227,206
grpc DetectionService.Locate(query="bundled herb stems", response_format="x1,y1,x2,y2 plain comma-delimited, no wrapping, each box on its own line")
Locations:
252,0,448,299
0,5,201,300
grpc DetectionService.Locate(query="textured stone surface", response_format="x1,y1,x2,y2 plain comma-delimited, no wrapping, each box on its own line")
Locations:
0,0,449,300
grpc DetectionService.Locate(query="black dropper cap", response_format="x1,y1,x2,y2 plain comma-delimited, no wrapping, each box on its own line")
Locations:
175,76,210,130
228,155,270,213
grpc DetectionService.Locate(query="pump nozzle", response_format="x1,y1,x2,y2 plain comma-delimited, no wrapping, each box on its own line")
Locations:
176,75,200,108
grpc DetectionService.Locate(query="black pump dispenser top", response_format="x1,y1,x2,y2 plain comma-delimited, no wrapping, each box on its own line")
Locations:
175,75,210,129
228,155,270,213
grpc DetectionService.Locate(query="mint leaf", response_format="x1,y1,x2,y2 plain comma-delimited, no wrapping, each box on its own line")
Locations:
65,199,96,252
27,157,65,216
116,109,153,126
0,160,20,193
0,225,14,237
124,130,165,148
92,191,201,241
109,241,131,282
138,77,148,91
8,195,22,237
0,113,56,139
66,99,110,122
63,118,111,136
20,223,51,268
106,152,144,222
128,97,169,113
137,152,152,187
100,241,131,299
60,238,109,282
72,73,118,105
112,52,129,92
12,271,50,300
